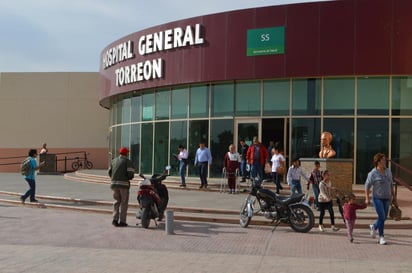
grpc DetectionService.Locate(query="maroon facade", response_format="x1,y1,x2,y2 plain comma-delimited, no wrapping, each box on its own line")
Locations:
100,0,412,108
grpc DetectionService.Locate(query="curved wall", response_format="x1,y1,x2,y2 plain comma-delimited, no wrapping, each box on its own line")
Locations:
100,0,412,108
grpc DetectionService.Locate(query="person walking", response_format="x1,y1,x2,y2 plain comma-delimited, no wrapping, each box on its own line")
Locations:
194,140,212,189
20,149,45,203
270,147,285,194
307,160,322,210
108,147,135,227
343,192,367,243
318,170,340,232
174,144,188,187
365,153,395,245
246,136,268,187
239,139,249,182
286,158,309,195
223,144,241,194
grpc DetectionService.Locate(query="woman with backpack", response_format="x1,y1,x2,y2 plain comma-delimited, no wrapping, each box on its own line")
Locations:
20,149,45,203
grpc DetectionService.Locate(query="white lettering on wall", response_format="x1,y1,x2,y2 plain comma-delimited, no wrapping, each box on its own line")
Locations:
105,23,205,87
137,23,205,56
115,58,163,87
102,40,134,69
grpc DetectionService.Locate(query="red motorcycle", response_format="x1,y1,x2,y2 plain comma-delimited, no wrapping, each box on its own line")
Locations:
136,167,170,228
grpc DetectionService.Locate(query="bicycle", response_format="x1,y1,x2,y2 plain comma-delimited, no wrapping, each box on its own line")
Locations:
72,153,93,171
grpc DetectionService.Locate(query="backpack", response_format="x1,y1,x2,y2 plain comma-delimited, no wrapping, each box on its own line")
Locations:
20,157,31,176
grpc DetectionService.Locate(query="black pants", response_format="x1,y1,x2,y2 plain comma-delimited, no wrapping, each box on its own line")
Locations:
318,201,335,225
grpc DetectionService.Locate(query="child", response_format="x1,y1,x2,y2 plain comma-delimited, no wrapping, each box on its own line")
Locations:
318,170,340,232
307,161,322,210
343,193,367,243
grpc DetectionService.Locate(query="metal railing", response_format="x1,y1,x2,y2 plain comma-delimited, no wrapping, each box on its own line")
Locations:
389,159,412,200
0,151,92,173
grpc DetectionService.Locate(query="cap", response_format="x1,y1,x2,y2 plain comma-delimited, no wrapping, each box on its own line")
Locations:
119,147,129,155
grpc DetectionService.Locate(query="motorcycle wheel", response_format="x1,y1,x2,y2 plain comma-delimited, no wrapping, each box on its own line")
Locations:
289,203,314,233
141,207,151,229
239,198,252,228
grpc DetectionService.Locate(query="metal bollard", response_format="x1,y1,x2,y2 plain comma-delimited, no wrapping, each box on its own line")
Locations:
165,210,174,235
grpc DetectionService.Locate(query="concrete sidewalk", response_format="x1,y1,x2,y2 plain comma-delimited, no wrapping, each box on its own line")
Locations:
1,172,412,273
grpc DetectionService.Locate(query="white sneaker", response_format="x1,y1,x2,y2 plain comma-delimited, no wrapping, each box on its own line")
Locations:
369,224,376,238
379,237,387,245
332,225,340,232
319,225,325,232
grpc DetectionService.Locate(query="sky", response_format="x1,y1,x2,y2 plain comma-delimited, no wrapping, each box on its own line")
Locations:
0,0,330,72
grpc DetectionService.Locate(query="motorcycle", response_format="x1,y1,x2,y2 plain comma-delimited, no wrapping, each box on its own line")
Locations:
240,182,314,233
136,166,170,228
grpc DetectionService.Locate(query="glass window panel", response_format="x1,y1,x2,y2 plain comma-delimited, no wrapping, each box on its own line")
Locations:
292,78,321,115
171,86,188,119
114,125,121,155
188,120,209,177
291,118,321,160
122,97,131,123
155,88,170,120
154,122,169,173
263,80,290,115
356,118,388,184
324,78,354,115
131,96,141,122
121,124,130,149
114,100,122,124
142,92,154,121
210,119,234,178
169,121,187,176
109,127,115,160
141,123,153,173
323,118,354,159
357,77,389,115
235,81,260,116
190,85,209,118
130,124,140,172
391,118,412,185
211,83,234,117
110,107,115,126
392,76,412,115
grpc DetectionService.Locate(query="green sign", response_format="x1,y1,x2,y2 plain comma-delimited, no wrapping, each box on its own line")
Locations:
247,26,285,56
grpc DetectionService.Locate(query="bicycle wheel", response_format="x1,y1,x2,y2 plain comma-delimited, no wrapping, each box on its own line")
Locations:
72,161,80,171
85,161,93,169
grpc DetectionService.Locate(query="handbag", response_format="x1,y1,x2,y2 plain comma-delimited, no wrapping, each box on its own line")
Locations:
276,165,285,175
389,203,402,221
264,162,272,174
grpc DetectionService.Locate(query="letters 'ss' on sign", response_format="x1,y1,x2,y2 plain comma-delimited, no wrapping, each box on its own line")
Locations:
247,26,285,56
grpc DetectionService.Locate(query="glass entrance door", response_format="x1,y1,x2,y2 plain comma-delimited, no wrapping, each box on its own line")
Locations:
235,119,261,149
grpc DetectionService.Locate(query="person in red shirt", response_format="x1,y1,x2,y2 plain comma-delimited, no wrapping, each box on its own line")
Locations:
246,137,268,187
343,192,367,243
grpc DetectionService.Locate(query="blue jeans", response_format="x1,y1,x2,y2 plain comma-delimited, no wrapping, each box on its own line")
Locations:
250,162,263,186
240,159,247,179
179,160,187,185
312,184,320,208
290,180,302,195
22,178,36,201
198,162,208,186
372,197,390,237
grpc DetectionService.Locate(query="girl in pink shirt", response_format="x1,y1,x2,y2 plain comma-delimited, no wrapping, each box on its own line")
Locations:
343,193,367,243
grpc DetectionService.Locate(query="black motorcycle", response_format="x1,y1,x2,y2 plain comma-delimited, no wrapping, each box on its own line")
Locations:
136,167,170,228
240,182,314,233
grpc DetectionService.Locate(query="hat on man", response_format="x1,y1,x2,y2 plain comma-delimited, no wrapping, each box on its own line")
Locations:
119,147,129,155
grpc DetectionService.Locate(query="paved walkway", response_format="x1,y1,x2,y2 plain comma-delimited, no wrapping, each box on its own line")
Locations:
0,172,412,273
